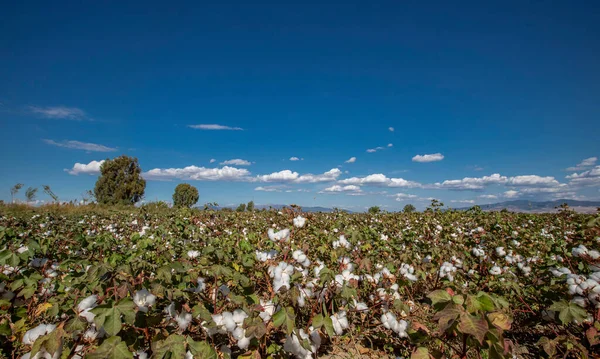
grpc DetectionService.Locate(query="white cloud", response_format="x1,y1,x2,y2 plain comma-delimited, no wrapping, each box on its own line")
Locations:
338,174,421,188
188,124,243,131
66,160,105,175
503,190,520,199
507,175,560,187
256,168,341,183
451,199,476,204
388,127,394,132
209,159,216,163
366,144,392,153
220,159,251,166
392,193,418,201
144,166,250,181
478,194,498,199
435,174,508,190
566,166,600,186
289,157,300,161
29,106,89,120
43,139,116,152
566,157,597,171
412,153,444,163
345,157,356,163
320,185,362,193
255,185,287,192
387,143,393,147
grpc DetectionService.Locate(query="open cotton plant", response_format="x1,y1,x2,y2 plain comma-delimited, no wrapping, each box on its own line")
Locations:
0,205,599,358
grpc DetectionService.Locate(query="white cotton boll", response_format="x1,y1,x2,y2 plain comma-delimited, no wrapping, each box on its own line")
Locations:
175,311,192,331
573,296,587,308
293,216,306,228
233,309,248,326
78,295,98,322
237,336,251,350
187,250,200,259
353,300,368,312
136,351,148,359
399,263,418,282
133,289,156,312
184,351,193,359
589,250,600,259
232,327,245,340
495,247,506,257
490,266,502,275
330,311,348,336
380,234,389,241
83,326,101,341
472,248,485,257
423,255,432,263
17,246,29,254
573,245,589,257
222,312,237,332
23,324,57,345
268,228,290,242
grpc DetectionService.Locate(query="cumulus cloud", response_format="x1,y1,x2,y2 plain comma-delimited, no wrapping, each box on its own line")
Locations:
29,106,89,120
366,144,392,153
503,190,520,199
289,157,301,161
478,194,498,199
345,157,356,163
566,157,597,172
507,175,560,187
66,160,105,175
188,124,243,131
220,159,251,166
451,199,476,204
412,153,444,163
566,166,600,187
256,168,341,183
435,174,508,190
255,185,287,192
392,193,418,201
209,159,216,163
338,174,421,188
388,127,394,132
320,185,362,193
43,139,116,152
144,166,250,181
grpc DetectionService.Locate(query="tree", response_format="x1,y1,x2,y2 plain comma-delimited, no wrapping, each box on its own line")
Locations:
10,183,24,203
236,203,247,212
368,206,381,214
94,155,146,205
246,200,255,212
172,183,199,208
25,187,38,203
43,185,59,202
403,204,416,213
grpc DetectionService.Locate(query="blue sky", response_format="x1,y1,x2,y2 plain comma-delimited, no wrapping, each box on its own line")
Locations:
1,0,599,210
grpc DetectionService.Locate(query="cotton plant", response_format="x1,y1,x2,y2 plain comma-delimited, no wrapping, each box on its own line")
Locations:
268,228,290,242
330,310,349,335
439,262,458,282
293,216,306,228
165,303,193,331
268,262,295,292
77,295,98,322
381,311,409,337
133,288,156,312
332,235,351,249
206,309,252,349
399,263,418,282
283,328,321,359
292,249,311,267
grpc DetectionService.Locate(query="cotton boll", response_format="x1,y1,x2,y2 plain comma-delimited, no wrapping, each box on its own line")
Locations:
489,266,502,275
495,247,506,257
187,250,200,259
175,311,192,331
589,250,600,259
23,324,57,345
330,311,349,336
134,289,156,313
293,216,306,228
222,312,237,332
237,336,251,350
268,228,290,242
233,309,248,326
259,300,276,322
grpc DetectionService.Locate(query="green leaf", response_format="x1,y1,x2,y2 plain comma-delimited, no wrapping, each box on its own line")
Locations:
100,307,123,337
433,303,463,333
457,312,488,345
188,339,217,359
312,314,324,329
273,306,295,335
88,336,133,359
411,347,430,359
427,290,452,308
31,328,63,357
324,316,335,338
151,334,187,359
549,300,588,324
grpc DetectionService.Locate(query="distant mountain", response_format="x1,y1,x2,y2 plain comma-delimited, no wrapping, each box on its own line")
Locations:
208,204,352,213
456,199,600,213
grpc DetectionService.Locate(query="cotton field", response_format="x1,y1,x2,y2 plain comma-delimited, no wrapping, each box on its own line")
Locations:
0,206,599,358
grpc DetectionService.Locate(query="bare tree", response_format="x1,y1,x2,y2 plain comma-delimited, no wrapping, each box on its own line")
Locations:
43,185,59,202
10,183,24,203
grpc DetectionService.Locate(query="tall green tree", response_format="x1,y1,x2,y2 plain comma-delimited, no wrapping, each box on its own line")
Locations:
10,183,24,203
43,185,59,202
246,200,255,212
236,203,247,212
403,204,416,213
94,155,146,205
172,183,199,208
25,187,38,203
368,206,381,214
